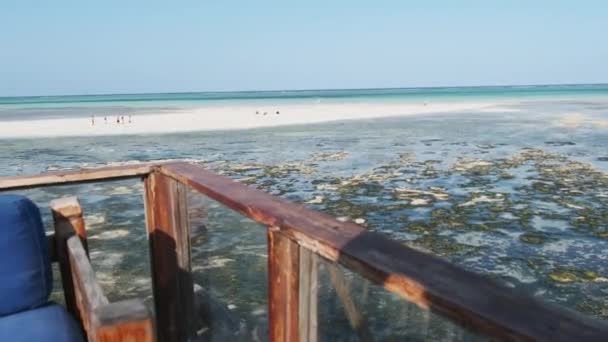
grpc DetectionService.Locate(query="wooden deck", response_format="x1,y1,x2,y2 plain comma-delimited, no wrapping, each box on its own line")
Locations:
2,162,608,341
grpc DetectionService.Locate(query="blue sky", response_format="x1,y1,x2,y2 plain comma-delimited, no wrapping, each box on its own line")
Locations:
1,0,607,96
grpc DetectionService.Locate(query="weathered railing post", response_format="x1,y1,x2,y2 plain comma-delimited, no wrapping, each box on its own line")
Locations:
51,196,88,319
2,162,606,342
267,227,301,342
298,247,318,342
67,235,156,342
144,170,194,342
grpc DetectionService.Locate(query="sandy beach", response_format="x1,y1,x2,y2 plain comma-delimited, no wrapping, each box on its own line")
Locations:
0,101,501,139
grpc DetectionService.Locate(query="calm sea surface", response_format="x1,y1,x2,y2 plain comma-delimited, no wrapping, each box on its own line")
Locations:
1,84,607,120
1,85,608,340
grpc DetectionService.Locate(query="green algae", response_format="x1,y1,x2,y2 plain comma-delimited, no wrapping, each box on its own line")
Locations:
548,270,579,283
405,221,434,235
499,171,516,180
209,144,608,324
525,258,547,271
409,235,478,257
519,232,549,244
548,268,603,284
577,300,608,320
429,208,466,229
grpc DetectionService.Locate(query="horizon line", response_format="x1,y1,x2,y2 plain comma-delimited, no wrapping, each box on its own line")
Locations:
1,82,607,99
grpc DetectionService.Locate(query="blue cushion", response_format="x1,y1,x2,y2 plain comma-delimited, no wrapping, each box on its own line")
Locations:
0,303,83,342
0,195,52,316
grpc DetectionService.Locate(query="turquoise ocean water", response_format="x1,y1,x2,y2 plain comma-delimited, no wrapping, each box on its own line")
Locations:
1,85,608,340
1,84,608,120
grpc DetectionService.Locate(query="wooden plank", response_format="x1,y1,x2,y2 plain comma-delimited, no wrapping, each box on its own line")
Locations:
144,171,194,342
52,196,89,320
160,162,608,341
95,299,155,342
68,235,110,338
51,196,88,254
298,247,318,342
268,227,300,342
68,236,155,342
0,163,157,191
53,196,155,341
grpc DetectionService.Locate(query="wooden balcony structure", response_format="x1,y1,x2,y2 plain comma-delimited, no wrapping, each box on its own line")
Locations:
1,162,607,341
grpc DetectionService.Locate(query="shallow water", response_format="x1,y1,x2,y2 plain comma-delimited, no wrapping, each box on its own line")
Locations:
2,98,608,339
1,84,608,120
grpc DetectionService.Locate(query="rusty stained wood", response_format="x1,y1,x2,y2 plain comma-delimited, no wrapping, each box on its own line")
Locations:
52,196,154,341
68,237,155,342
68,235,110,337
144,171,194,342
51,196,88,253
0,162,157,191
95,299,155,342
268,227,300,342
51,196,89,320
160,162,608,341
298,247,318,342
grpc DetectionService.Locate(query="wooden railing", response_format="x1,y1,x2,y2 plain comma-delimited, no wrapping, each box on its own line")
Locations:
2,162,608,341
51,197,154,342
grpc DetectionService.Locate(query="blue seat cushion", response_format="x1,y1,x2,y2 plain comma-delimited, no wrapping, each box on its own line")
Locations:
0,195,52,316
0,303,83,342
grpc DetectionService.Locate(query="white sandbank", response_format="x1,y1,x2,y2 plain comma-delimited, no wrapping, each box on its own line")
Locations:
0,101,505,139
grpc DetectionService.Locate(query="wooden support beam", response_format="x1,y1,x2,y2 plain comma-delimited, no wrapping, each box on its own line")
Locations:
51,196,88,253
160,162,608,341
67,235,109,337
0,163,157,191
268,227,300,342
51,196,89,320
95,299,155,342
9,162,608,341
144,171,194,342
67,236,155,342
298,247,318,342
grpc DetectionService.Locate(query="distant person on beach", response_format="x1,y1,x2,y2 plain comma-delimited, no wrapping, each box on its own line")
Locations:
276,110,280,115
128,114,132,123
116,116,120,124
91,115,95,126
256,111,259,115
104,116,108,124
121,116,125,124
